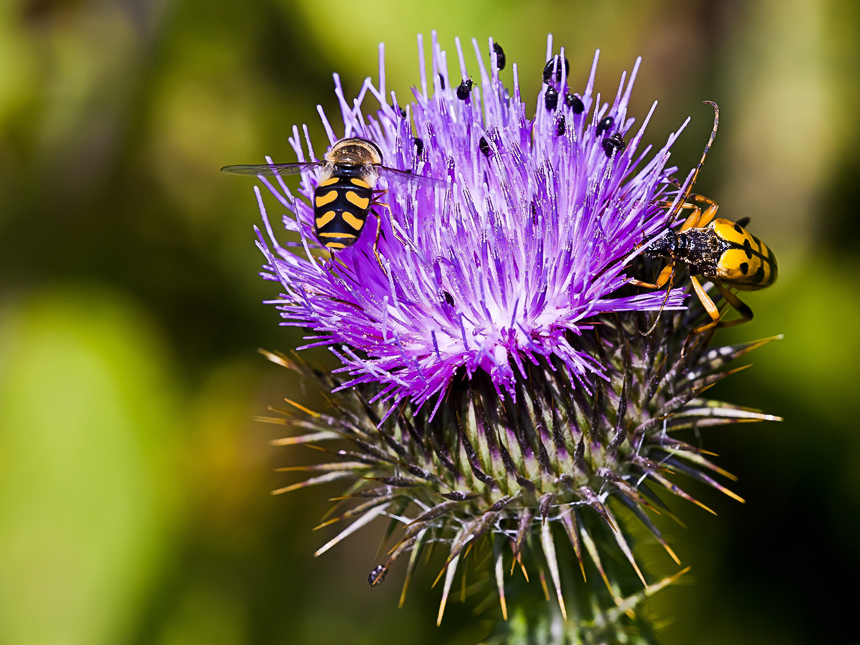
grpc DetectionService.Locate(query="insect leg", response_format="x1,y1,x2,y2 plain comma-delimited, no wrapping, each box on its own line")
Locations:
629,262,675,290
688,194,720,229
657,200,698,211
372,193,416,250
630,262,677,336
690,275,723,334
678,205,703,232
372,213,387,274
713,282,753,328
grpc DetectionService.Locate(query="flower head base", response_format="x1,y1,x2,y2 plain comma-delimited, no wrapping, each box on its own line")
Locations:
256,34,690,416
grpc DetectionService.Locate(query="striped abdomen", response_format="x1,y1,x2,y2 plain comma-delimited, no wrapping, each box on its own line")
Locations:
312,174,373,250
709,218,778,291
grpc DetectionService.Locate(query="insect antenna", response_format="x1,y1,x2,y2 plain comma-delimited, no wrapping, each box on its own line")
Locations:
667,101,720,224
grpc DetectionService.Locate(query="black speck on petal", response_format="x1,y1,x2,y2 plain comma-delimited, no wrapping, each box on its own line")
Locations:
597,116,614,136
413,137,424,156
479,137,491,157
492,42,506,70
456,79,473,100
602,132,626,157
438,73,445,90
556,115,566,136
542,55,570,83
565,93,585,114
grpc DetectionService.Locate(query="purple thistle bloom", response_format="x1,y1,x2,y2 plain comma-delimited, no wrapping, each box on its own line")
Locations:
254,34,689,417
246,35,783,639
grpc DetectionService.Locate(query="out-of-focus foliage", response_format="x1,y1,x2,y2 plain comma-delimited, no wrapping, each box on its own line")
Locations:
0,0,858,643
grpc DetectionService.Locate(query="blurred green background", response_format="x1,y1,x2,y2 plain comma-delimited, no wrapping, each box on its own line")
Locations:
0,0,858,643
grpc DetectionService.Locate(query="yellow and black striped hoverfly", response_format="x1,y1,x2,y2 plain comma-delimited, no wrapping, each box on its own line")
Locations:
222,137,436,269
632,102,778,334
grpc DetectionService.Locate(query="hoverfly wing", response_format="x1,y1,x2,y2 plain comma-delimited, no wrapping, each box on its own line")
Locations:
378,166,445,189
220,161,322,177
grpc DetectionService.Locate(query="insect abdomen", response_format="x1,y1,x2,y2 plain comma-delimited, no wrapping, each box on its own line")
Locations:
710,218,778,290
312,175,373,250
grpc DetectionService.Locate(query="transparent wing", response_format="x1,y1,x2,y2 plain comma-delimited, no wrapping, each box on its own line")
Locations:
220,161,323,177
378,166,446,188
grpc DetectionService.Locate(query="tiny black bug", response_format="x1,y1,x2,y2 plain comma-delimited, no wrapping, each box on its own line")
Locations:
565,93,585,114
442,291,455,306
438,73,445,90
414,137,424,156
556,115,566,136
479,137,491,157
602,132,626,157
545,87,559,110
368,565,387,587
393,104,406,118
596,116,614,136
542,56,570,83
456,79,473,100
492,42,506,70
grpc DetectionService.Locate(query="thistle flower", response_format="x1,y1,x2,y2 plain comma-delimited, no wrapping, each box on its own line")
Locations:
252,34,780,643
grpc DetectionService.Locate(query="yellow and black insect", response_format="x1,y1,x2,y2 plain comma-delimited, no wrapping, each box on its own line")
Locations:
632,102,778,334
222,138,433,268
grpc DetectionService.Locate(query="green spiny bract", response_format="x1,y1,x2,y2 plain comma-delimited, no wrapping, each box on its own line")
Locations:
262,295,779,642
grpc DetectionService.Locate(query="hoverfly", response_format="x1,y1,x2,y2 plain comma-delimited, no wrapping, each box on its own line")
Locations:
222,137,438,269
632,102,778,334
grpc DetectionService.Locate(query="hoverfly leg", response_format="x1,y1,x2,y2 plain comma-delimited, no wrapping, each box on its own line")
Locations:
372,212,388,275
372,191,415,251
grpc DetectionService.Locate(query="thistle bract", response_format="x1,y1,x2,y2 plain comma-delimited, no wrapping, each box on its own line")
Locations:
252,34,780,643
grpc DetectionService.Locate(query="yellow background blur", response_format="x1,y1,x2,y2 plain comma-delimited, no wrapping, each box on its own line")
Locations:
0,1,858,643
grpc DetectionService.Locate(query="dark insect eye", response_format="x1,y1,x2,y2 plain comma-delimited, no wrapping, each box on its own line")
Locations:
479,137,491,157
413,137,424,156
556,115,566,136
492,42,506,70
596,116,614,136
438,73,445,90
456,79,473,100
542,55,570,83
545,87,559,110
565,93,584,114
